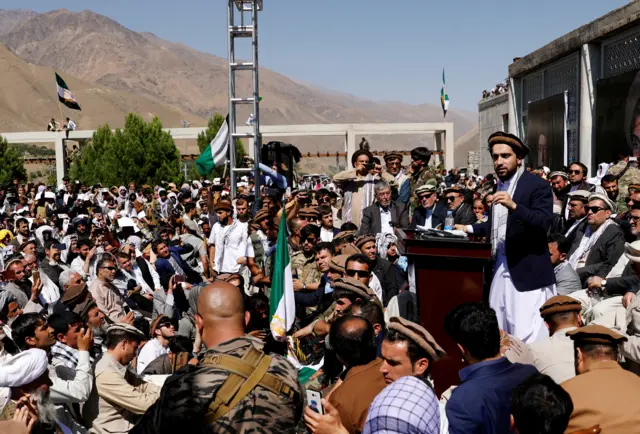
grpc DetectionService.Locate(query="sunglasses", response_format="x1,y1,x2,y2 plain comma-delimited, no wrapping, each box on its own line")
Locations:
100,266,117,271
346,269,370,278
446,196,458,202
585,206,606,214
569,170,583,175
158,322,175,329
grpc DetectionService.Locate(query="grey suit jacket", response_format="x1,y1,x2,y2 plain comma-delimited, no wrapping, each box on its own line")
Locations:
357,201,409,236
554,262,582,295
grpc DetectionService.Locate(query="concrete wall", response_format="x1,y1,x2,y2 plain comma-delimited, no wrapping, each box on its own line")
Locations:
478,92,509,175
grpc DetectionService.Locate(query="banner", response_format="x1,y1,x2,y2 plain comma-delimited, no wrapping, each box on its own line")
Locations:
526,93,566,170
595,68,640,164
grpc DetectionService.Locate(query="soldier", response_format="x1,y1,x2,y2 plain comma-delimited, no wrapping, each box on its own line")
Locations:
408,147,438,215
131,281,304,434
607,151,640,214
384,152,410,204
528,295,582,384
562,325,640,433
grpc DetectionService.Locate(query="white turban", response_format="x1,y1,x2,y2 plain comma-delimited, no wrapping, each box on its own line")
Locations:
0,349,49,388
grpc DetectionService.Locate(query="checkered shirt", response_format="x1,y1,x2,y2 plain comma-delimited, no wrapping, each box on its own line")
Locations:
363,376,440,434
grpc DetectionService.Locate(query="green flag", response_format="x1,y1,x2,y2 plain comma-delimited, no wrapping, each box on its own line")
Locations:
196,115,229,176
270,210,295,341
441,68,449,118
56,73,81,110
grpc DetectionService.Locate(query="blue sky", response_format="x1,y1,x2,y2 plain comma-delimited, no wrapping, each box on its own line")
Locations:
3,0,628,112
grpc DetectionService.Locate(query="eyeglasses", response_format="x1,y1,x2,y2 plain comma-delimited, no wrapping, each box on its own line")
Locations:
585,206,606,214
100,266,117,271
629,215,640,223
446,196,458,202
346,269,370,278
569,170,583,175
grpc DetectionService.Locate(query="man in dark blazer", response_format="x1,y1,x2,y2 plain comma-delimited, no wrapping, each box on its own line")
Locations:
409,182,447,230
358,180,409,236
444,185,476,225
567,193,625,287
456,131,555,343
153,239,202,288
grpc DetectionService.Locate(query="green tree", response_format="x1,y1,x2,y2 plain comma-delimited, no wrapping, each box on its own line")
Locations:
69,114,183,185
196,114,246,179
0,135,27,186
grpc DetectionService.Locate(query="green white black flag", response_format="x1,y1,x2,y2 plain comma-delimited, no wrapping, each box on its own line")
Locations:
55,73,81,111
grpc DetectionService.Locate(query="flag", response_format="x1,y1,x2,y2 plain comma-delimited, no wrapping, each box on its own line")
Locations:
440,68,449,118
270,210,295,341
195,115,229,176
55,73,81,111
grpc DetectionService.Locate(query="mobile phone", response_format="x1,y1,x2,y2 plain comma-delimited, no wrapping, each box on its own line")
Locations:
32,270,40,283
306,390,324,415
174,275,186,284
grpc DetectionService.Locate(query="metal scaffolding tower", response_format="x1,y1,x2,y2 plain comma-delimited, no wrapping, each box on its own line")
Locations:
228,0,262,199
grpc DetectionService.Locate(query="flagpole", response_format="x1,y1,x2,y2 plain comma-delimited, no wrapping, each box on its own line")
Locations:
57,101,64,131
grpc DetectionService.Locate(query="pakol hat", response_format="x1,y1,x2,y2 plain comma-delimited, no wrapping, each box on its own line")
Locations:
329,254,348,273
333,277,371,300
539,295,582,318
355,235,376,249
587,192,617,213
415,182,437,196
252,209,271,224
549,171,569,180
214,200,233,212
567,190,591,201
107,323,146,340
298,207,320,220
488,131,530,157
624,240,640,263
387,317,446,361
566,324,627,345
334,230,356,241
444,185,465,195
383,153,403,162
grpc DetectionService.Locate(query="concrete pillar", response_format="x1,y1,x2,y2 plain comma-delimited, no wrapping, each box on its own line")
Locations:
346,127,357,167
246,137,255,159
55,135,65,186
508,77,524,138
579,43,600,172
444,124,455,170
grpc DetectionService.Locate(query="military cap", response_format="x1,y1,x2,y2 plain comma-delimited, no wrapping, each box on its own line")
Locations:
588,192,617,213
567,190,590,201
566,324,627,345
624,240,640,263
415,182,437,196
298,207,320,219
355,235,376,248
333,277,372,300
488,131,530,157
107,322,146,339
549,171,569,180
387,317,446,361
383,153,403,162
334,230,356,241
539,295,582,318
329,254,348,273
252,208,271,224
214,200,233,212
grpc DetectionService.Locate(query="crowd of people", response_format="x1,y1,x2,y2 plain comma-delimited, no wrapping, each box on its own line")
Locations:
0,132,639,434
482,81,509,99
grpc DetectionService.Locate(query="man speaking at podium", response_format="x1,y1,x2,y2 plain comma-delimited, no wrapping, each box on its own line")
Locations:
456,132,556,343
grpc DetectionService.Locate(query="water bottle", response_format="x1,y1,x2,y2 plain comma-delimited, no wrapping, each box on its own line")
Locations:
444,210,454,231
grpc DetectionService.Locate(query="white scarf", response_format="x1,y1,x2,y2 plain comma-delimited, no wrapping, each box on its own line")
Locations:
491,165,525,257
568,219,616,269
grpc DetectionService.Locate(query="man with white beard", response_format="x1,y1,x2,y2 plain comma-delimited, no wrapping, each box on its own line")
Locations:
0,348,88,433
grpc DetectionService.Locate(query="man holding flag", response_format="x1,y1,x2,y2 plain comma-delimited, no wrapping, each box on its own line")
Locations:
270,210,296,341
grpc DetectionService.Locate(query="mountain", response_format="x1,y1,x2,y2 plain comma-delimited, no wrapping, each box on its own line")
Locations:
0,43,204,133
0,9,37,36
0,8,477,164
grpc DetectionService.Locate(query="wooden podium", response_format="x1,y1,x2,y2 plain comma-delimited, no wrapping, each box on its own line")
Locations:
404,230,492,396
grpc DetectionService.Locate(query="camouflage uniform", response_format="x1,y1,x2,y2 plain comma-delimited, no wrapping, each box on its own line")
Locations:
290,250,315,280
607,161,640,213
409,166,438,215
130,336,304,434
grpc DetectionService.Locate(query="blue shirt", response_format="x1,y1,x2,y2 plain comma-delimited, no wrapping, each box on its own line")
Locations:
446,357,537,434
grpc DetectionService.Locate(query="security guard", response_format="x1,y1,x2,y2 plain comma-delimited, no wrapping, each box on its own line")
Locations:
562,324,640,434
131,281,304,434
528,295,582,384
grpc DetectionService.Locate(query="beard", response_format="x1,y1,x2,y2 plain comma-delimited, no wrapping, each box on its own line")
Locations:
92,323,108,339
31,388,57,426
